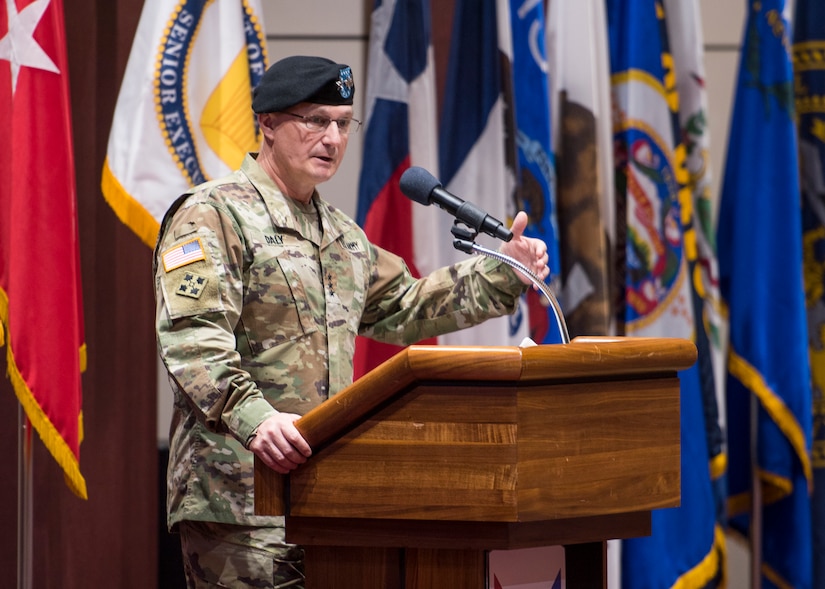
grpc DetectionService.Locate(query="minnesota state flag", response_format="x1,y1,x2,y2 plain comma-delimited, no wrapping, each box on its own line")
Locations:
607,0,722,586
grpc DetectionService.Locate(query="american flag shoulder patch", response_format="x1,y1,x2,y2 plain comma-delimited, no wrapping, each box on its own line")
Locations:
162,238,206,272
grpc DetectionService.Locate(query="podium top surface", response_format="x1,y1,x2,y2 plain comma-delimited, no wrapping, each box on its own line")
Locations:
297,336,696,449
254,337,692,527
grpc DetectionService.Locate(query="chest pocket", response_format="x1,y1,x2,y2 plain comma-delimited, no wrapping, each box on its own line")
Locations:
241,250,320,354
323,239,370,335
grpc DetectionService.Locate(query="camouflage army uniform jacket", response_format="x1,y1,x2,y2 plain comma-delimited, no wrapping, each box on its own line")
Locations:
155,154,526,529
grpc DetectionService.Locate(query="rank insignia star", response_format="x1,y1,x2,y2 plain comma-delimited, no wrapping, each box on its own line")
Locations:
176,272,208,299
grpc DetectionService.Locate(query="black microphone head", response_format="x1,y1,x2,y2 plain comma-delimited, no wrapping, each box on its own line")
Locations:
399,166,441,206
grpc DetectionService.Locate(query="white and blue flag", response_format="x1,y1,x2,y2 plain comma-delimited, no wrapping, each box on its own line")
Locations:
101,0,267,247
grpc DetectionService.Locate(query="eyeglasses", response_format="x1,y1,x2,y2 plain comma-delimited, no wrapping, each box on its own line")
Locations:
280,112,362,134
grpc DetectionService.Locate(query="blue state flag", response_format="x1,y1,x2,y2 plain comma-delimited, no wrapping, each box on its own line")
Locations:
607,0,721,586
793,0,825,587
793,1,825,585
508,0,562,343
664,0,727,539
719,1,813,588
435,0,528,347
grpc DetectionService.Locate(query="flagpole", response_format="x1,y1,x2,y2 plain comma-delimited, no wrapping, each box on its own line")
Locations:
750,395,762,589
17,406,32,589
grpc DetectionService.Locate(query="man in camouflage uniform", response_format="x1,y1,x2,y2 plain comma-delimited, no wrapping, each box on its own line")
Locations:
154,55,550,589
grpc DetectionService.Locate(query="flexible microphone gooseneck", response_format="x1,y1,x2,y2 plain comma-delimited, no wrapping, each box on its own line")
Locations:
398,166,570,343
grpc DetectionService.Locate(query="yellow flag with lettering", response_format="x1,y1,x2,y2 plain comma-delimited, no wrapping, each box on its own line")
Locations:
101,0,268,247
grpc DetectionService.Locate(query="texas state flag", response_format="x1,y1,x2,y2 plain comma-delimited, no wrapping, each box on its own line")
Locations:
353,0,440,378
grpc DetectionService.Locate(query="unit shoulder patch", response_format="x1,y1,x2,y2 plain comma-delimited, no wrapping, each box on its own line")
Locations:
175,271,209,299
158,232,224,319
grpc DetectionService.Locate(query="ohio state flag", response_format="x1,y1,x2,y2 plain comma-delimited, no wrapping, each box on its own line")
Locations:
0,0,87,498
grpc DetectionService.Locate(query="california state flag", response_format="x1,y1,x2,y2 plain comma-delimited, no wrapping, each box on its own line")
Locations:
0,0,87,498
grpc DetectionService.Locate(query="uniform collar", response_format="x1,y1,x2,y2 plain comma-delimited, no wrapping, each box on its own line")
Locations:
240,153,345,247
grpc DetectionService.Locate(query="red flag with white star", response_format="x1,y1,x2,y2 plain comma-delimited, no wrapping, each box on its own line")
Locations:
0,0,87,498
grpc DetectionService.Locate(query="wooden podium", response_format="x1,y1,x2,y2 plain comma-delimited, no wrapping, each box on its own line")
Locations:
255,336,696,588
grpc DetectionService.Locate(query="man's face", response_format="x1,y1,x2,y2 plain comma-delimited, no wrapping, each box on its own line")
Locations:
261,103,353,194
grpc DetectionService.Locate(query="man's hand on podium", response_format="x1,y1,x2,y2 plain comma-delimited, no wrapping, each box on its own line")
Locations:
248,412,313,474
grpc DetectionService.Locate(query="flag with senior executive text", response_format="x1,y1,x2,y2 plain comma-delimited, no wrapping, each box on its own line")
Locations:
0,0,87,498
101,0,268,248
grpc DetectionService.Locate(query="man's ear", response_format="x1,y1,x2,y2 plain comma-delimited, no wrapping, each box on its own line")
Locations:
258,113,276,133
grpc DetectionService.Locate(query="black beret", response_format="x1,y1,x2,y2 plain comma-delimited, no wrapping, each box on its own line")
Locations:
252,55,355,113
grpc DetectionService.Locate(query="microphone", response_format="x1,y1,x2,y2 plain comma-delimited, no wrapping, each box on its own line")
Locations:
399,166,513,242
